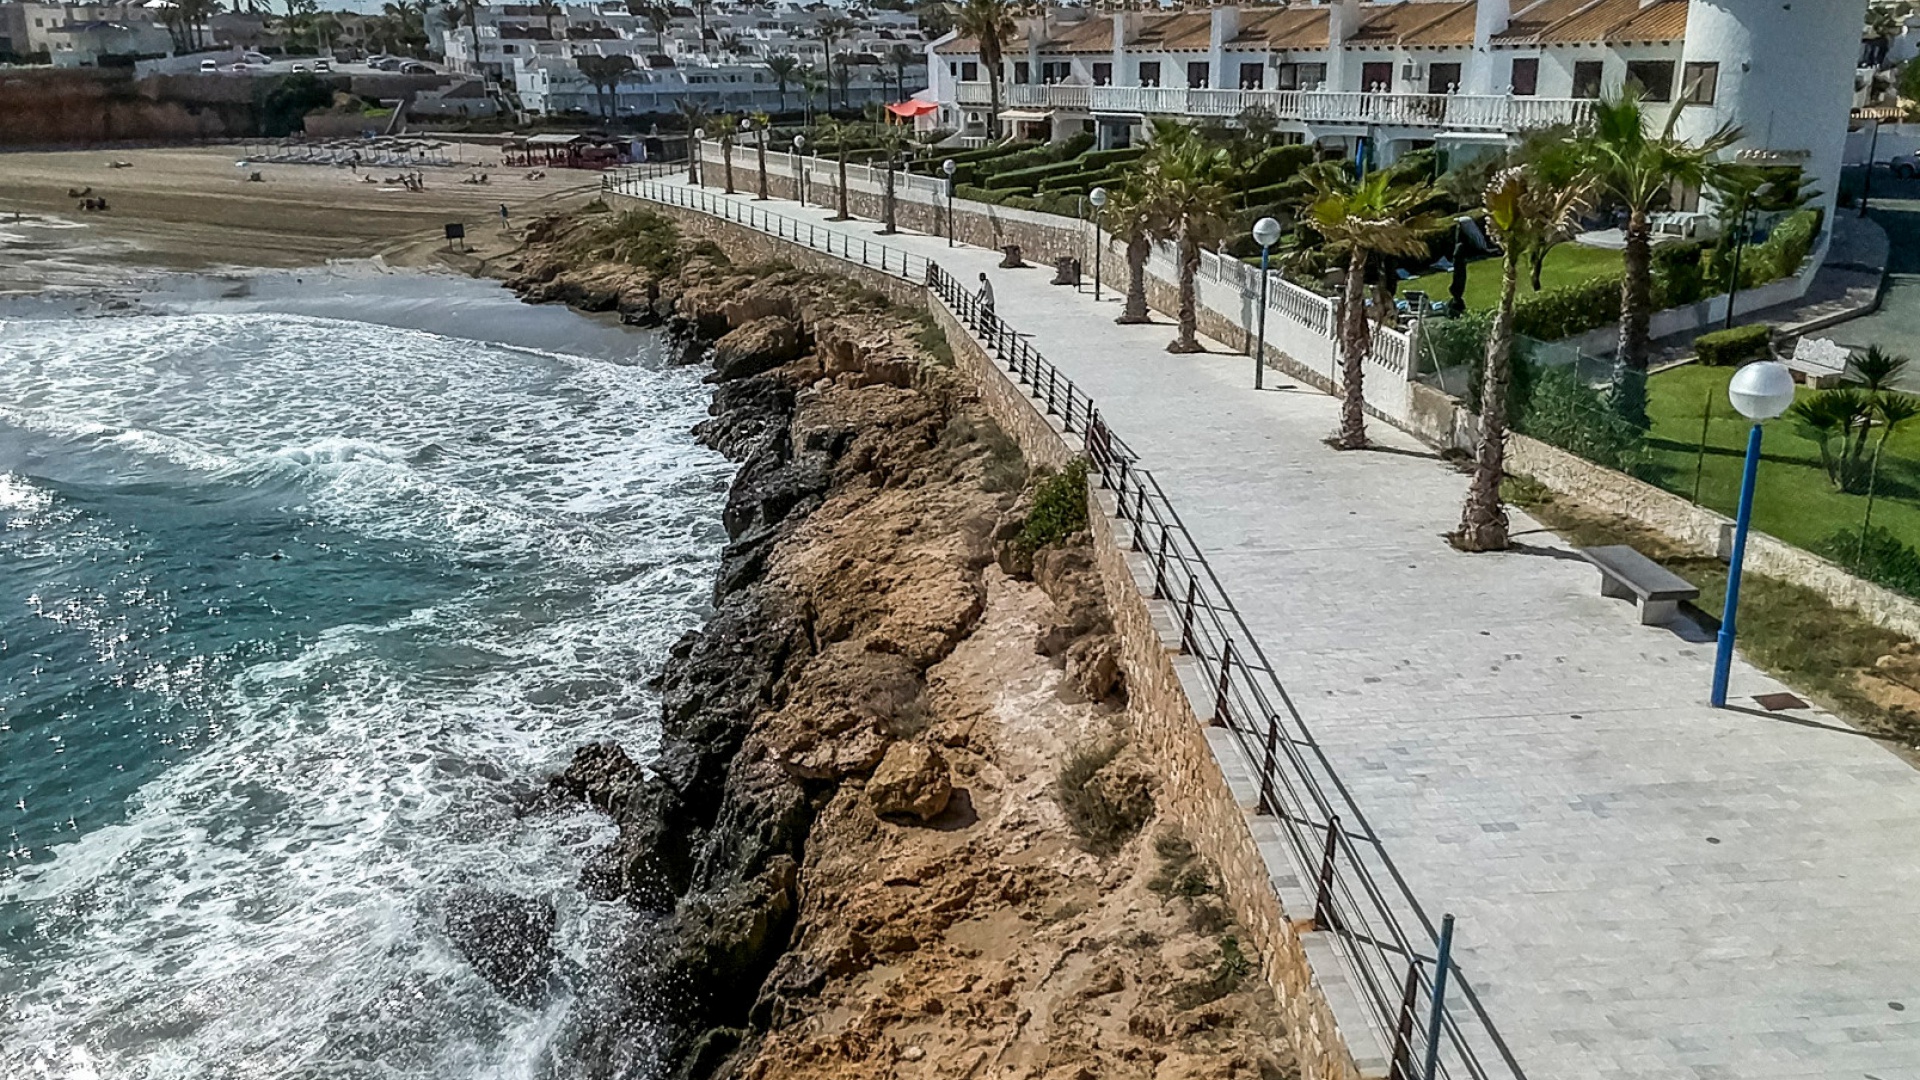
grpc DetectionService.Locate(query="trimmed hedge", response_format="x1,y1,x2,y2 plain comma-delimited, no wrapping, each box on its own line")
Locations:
1242,144,1315,188
1693,324,1771,367
1511,275,1623,342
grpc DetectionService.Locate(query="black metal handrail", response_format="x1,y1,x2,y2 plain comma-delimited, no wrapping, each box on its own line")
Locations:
614,176,1521,1080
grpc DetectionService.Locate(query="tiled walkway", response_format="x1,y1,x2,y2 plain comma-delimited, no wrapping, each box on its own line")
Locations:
623,177,1920,1080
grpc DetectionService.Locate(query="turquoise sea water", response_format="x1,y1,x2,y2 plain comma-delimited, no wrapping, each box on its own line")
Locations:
0,272,731,1078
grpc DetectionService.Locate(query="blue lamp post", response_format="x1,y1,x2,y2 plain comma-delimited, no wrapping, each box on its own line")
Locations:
1251,216,1282,392
1711,359,1797,708
1088,186,1109,300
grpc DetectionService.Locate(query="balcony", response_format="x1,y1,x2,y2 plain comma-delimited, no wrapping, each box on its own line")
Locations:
949,82,1593,133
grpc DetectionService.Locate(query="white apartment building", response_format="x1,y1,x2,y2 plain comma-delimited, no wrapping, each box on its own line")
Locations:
929,0,1869,221
441,0,927,118
17,0,176,66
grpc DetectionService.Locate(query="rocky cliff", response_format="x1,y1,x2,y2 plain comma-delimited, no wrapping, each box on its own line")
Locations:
504,206,1295,1080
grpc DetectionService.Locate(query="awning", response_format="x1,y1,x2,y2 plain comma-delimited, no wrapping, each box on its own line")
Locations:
885,99,940,118
525,133,585,145
1432,131,1513,144
999,108,1052,122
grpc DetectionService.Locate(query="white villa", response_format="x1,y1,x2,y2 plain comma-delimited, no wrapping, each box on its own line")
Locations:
440,0,927,118
928,0,1870,221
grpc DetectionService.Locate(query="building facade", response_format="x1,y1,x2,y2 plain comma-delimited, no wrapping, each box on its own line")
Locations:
928,0,1868,219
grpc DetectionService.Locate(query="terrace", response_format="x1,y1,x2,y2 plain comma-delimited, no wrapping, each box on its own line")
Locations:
952,82,1595,132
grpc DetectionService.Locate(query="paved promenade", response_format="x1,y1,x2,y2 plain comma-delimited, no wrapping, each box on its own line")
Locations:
627,178,1920,1080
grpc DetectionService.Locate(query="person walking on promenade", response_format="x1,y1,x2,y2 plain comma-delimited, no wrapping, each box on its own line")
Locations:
977,272,994,318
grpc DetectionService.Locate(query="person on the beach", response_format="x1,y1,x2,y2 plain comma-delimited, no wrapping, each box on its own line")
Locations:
977,272,994,317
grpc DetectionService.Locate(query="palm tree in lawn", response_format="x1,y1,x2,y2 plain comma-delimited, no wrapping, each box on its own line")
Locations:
1138,124,1235,354
577,54,635,122
676,97,709,181
817,117,853,220
1301,161,1449,450
716,112,738,193
1105,184,1163,325
751,112,772,199
832,50,855,111
813,16,854,106
1452,165,1597,552
955,0,1015,140
1577,90,1740,428
874,121,911,233
887,43,917,97
766,54,798,114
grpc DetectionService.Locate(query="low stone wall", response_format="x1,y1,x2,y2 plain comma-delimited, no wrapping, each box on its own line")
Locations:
1507,431,1920,639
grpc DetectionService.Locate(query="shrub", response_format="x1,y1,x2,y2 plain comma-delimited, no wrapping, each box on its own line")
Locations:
1653,240,1709,307
1241,143,1315,188
1078,145,1147,170
1693,324,1771,367
983,158,1086,190
1512,274,1622,342
1516,364,1649,475
1743,209,1821,286
1817,526,1920,598
1054,740,1153,855
1171,936,1254,1009
1016,458,1090,554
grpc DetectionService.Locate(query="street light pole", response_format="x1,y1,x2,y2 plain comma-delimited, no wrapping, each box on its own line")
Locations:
1251,216,1282,392
1089,186,1109,301
793,134,807,204
943,158,957,247
690,127,705,185
1861,118,1882,219
1711,360,1797,707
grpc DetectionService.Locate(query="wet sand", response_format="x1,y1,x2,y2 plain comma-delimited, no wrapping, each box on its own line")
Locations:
0,145,607,292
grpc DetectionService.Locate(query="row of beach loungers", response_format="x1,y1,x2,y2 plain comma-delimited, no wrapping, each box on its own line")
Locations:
234,138,461,169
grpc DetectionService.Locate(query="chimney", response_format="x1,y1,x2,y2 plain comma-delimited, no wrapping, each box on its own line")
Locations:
1469,0,1513,93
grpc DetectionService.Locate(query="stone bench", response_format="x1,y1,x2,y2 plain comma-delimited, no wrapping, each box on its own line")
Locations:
1580,545,1700,626
1786,336,1851,389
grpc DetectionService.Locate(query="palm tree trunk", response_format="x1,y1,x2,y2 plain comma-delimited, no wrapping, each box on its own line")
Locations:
723,138,734,194
834,150,849,220
755,135,768,200
1119,234,1150,324
1456,250,1521,551
1167,228,1202,353
882,154,897,233
1612,206,1653,428
987,71,1002,141
1333,247,1371,450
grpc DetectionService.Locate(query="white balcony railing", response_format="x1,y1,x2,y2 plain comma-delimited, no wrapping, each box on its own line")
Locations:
945,82,1593,133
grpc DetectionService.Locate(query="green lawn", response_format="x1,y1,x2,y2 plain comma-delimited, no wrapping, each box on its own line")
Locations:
1404,245,1625,311
1644,365,1920,556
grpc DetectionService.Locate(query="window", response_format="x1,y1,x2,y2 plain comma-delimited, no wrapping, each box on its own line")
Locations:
1427,62,1461,95
1682,60,1718,105
1362,61,1393,92
1571,59,1603,99
1092,61,1111,85
1137,60,1160,87
961,60,978,81
1239,62,1263,90
1625,59,1674,101
1013,60,1029,84
948,61,956,76
1187,60,1209,89
1042,60,1070,82
1510,57,1538,96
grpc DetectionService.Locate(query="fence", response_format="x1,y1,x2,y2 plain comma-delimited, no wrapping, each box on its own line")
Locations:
923,260,1517,1080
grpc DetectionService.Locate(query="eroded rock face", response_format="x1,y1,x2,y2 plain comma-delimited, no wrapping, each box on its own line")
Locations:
711,315,805,382
866,741,953,821
442,887,556,1007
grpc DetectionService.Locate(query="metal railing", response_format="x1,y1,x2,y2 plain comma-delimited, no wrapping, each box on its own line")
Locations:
610,177,1521,1080
607,170,931,284
923,264,1515,1080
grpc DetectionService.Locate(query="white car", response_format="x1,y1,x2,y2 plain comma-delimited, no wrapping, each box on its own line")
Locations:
1891,153,1920,179
314,59,332,72
199,58,218,72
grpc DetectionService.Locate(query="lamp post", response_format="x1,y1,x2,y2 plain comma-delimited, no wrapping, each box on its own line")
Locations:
943,158,957,247
1251,216,1282,391
1088,186,1109,301
1861,118,1883,219
1711,360,1797,708
690,126,705,185
793,133,806,204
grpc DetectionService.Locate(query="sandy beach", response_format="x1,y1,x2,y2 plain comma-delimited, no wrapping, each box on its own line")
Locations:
0,144,607,292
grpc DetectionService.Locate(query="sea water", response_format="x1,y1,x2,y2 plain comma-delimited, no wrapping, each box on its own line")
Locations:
0,270,733,1078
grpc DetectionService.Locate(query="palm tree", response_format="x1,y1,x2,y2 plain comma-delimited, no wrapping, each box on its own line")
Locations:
634,1,670,56
955,0,1015,140
874,121,911,232
832,50,855,110
813,16,854,106
1577,91,1740,427
886,43,916,97
797,65,825,126
1453,165,1596,552
1302,162,1449,450
817,117,853,220
677,97,709,182
717,113,737,193
752,112,771,199
1137,124,1235,354
534,0,562,44
766,54,798,113
577,53,635,121
1104,185,1161,325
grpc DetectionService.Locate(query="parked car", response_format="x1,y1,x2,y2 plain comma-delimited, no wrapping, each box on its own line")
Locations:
400,61,433,75
372,57,403,71
291,62,309,72
199,58,218,72
314,58,332,72
1891,153,1920,179
243,51,271,65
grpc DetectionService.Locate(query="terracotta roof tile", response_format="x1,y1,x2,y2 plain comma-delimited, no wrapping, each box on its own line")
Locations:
1497,0,1688,45
1347,1,1476,47
1037,16,1111,54
1131,10,1215,51
1229,7,1330,50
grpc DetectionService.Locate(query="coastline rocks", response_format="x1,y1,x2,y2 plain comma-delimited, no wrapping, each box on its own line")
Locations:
442,887,557,1007
711,316,806,382
867,741,953,821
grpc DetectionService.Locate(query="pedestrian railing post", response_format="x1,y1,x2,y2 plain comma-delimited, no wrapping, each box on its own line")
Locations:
1212,640,1235,727
1152,528,1170,599
1312,815,1342,932
1180,576,1199,655
1386,961,1424,1080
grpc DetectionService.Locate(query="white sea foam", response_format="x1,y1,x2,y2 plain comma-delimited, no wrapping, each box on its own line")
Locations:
0,281,733,1078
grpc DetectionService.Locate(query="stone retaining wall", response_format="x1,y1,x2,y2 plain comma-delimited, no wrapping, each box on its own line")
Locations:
634,185,1376,1080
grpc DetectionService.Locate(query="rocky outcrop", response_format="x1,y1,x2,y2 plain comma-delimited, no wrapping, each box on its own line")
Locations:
441,887,557,1007
866,741,954,821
